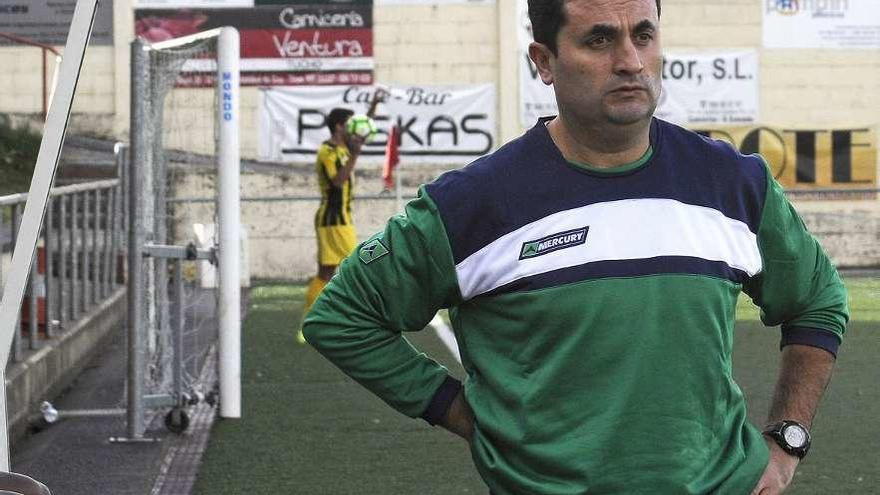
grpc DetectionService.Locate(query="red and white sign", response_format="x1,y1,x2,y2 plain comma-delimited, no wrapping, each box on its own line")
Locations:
135,5,373,86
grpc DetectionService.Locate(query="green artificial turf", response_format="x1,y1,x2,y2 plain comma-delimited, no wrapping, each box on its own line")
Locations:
192,283,485,495
195,277,878,494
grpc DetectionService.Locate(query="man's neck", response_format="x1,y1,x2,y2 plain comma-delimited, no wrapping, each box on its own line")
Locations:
547,115,652,168
329,133,346,147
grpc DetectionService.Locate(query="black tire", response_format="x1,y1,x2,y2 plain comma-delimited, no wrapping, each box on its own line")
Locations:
165,408,190,434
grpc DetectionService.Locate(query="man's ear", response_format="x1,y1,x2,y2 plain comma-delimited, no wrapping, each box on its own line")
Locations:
528,42,555,86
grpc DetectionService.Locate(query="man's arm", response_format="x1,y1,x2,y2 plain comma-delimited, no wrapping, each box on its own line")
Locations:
751,345,835,495
303,188,466,422
744,163,848,495
440,389,475,442
331,135,364,187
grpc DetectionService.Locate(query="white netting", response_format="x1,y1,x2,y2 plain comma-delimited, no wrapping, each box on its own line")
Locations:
138,35,221,425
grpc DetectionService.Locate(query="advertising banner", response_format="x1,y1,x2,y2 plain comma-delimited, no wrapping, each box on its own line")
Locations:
135,4,373,86
694,125,877,191
763,0,880,49
517,0,557,127
136,1,254,7
655,51,759,126
259,84,497,164
0,0,113,45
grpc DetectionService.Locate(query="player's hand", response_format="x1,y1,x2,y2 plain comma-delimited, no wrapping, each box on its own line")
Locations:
347,134,366,156
750,439,800,495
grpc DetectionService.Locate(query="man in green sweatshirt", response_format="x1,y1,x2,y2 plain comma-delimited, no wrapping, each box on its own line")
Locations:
303,0,849,493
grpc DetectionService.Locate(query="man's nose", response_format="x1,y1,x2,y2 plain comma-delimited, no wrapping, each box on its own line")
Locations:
612,38,644,75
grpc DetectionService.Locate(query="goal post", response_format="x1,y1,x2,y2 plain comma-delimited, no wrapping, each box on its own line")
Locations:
128,26,240,440
216,27,241,420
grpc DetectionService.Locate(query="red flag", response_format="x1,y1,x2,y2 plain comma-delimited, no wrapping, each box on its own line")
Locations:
382,125,400,190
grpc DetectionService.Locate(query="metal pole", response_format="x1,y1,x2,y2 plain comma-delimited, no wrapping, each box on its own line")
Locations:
217,27,241,418
45,199,55,339
10,206,22,364
173,261,184,406
70,193,79,321
28,238,38,350
395,164,403,214
81,190,89,313
92,188,99,305
58,194,67,330
0,0,100,470
103,187,112,297
127,37,148,440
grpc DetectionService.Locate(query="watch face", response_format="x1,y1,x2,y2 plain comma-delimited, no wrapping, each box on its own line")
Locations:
783,425,807,448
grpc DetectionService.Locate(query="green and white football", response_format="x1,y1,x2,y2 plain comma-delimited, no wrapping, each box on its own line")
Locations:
345,114,378,142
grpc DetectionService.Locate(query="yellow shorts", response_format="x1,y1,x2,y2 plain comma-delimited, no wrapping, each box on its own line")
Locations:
316,225,357,266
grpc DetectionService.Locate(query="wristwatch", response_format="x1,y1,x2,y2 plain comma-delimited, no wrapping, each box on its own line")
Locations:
763,420,811,459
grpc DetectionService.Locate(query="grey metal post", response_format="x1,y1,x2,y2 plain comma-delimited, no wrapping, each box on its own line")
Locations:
28,234,39,350
116,144,128,247
44,198,54,339
103,187,112,297
110,188,120,291
173,260,184,406
70,193,79,321
80,191,88,315
10,206,22,363
58,194,67,330
127,37,148,439
92,188,99,305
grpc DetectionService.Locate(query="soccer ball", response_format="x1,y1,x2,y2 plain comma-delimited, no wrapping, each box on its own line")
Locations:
345,114,378,142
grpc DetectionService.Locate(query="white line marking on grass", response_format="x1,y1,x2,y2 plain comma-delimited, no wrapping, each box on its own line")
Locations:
430,313,461,364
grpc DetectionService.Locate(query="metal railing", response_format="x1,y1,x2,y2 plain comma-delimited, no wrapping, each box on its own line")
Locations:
0,151,126,364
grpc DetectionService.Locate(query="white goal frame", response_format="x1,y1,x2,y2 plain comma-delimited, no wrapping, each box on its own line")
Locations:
129,27,241,435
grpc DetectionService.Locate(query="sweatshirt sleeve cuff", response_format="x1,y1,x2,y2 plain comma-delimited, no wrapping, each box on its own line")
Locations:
420,376,462,426
780,326,841,357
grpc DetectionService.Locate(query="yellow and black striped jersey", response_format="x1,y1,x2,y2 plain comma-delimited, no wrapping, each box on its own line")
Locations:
315,141,354,227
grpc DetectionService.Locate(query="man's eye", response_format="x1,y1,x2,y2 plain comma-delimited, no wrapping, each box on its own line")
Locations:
636,32,654,44
587,36,610,47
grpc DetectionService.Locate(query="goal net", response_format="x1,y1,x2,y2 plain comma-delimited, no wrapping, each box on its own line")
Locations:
128,27,240,437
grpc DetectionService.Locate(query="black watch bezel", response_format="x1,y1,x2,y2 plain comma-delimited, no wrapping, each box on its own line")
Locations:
763,420,811,459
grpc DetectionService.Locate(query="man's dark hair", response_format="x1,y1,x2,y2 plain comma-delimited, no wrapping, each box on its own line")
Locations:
528,0,661,55
326,108,354,135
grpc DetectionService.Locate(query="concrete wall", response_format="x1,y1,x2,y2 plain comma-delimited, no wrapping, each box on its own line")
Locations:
170,166,880,281
5,288,126,446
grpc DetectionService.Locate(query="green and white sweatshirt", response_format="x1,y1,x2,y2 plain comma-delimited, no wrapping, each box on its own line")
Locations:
303,118,849,494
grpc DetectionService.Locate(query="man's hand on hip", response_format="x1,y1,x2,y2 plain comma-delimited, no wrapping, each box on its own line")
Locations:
750,439,800,495
440,389,474,442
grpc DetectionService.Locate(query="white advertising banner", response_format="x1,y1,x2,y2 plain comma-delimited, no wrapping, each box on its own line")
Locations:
763,0,880,49
517,0,558,127
259,84,497,164
135,0,254,7
655,51,759,126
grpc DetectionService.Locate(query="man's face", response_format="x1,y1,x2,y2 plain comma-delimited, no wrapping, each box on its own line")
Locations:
532,0,662,128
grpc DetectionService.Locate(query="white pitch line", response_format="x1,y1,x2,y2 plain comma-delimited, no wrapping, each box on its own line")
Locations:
430,313,461,364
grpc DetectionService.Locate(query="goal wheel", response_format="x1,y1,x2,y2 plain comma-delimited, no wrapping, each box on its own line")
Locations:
165,408,190,434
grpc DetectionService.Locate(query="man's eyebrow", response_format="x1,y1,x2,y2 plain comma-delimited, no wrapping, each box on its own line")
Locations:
587,24,619,37
633,19,657,33
586,20,656,37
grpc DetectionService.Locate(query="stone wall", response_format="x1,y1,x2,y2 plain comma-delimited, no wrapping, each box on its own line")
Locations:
170,165,880,281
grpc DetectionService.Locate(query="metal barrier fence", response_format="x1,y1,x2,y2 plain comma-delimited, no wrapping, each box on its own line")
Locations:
0,150,126,364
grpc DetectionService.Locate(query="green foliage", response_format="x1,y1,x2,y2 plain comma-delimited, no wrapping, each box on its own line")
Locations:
0,115,42,195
